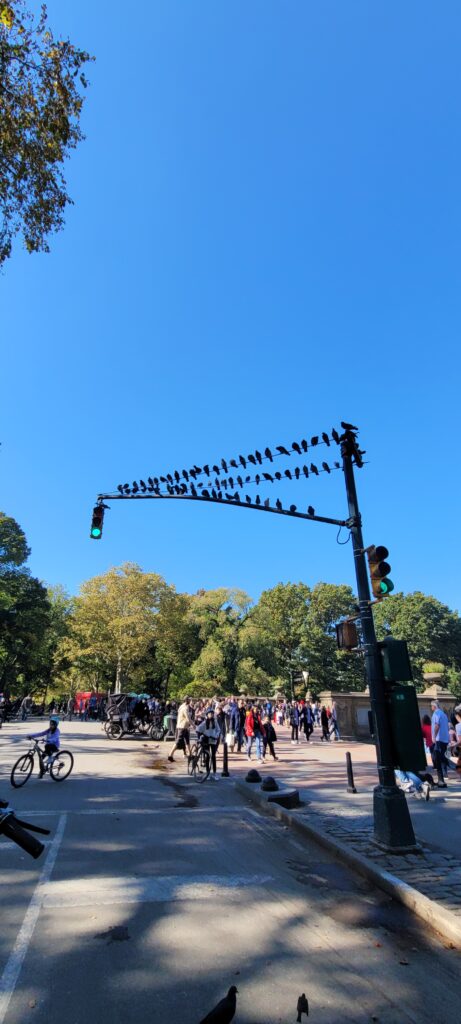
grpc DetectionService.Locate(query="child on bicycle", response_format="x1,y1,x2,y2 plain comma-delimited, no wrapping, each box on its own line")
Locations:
196,710,220,778
28,716,61,778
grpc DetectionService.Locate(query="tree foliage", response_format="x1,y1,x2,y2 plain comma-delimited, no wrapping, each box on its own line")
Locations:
0,0,93,264
373,591,461,686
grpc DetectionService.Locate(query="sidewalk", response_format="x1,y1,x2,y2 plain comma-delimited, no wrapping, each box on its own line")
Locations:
220,724,461,936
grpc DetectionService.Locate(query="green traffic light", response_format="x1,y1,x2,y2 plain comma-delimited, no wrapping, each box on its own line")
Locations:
91,527,101,538
379,578,394,595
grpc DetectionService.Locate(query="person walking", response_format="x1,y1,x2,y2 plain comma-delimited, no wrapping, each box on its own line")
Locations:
245,704,266,762
66,696,74,722
168,697,192,762
289,701,300,744
320,705,330,741
20,695,31,722
262,712,278,761
431,699,450,787
236,699,246,752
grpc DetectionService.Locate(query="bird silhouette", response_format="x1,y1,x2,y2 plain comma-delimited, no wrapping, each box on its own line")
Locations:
212,465,220,475
263,473,274,482
331,428,340,443
189,469,197,480
310,436,319,446
117,484,124,495
182,469,189,481
233,492,240,503
228,477,234,489
198,482,203,489
276,498,282,510
239,455,247,468
310,463,319,476
255,450,262,464
334,461,341,469
289,504,297,513
292,441,301,454
225,494,233,501
191,484,197,496
221,459,228,472
245,495,251,504
322,462,331,473
294,467,300,479
166,474,173,484
284,469,292,480
123,484,131,494
322,432,330,446
167,485,173,495
301,439,308,452
173,470,180,482
139,479,147,492
276,445,290,456
132,481,139,494
160,476,167,484
211,489,217,500
203,464,210,476
180,483,187,494
245,475,251,483
255,494,261,505
237,475,243,487
264,447,273,462
202,489,210,498
229,459,238,469
274,471,282,481
341,420,358,431
199,986,238,1024
296,992,309,1021
195,466,203,474
248,454,256,465
264,498,270,508
214,478,220,489
307,505,315,516
174,485,181,495
255,474,260,485
302,465,309,477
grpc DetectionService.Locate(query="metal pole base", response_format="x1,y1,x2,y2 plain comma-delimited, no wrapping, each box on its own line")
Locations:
221,741,230,778
372,785,419,853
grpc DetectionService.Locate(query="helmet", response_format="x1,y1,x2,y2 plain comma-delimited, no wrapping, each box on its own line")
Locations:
49,715,60,724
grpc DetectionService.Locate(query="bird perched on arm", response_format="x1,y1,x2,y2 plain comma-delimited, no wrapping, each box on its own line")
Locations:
296,992,309,1021
199,986,238,1024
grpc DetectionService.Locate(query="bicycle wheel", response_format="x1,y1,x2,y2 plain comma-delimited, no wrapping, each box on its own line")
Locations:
193,747,210,783
106,722,123,739
50,750,74,781
187,743,199,775
11,754,34,788
150,724,165,741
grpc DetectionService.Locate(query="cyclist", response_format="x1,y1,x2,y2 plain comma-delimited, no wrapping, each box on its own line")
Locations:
28,715,61,778
196,709,220,779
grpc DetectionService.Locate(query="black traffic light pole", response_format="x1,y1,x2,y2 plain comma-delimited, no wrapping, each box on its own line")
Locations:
341,433,418,851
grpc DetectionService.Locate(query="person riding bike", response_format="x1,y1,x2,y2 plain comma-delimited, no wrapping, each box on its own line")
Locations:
28,716,61,778
196,710,220,778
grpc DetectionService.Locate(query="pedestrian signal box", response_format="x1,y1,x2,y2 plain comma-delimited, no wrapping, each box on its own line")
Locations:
378,637,413,682
386,683,426,772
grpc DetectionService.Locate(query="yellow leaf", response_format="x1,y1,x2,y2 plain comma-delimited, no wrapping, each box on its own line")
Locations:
0,4,15,30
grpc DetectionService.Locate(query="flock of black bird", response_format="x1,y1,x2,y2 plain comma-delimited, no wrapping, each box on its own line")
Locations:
114,426,360,519
198,985,309,1022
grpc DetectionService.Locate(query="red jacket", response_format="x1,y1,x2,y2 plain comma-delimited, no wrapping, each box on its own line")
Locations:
244,711,266,738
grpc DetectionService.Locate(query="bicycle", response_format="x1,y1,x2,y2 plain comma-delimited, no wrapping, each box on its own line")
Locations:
10,739,74,788
0,799,50,859
189,741,212,783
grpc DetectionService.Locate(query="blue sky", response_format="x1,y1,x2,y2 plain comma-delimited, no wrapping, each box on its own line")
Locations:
2,1,460,610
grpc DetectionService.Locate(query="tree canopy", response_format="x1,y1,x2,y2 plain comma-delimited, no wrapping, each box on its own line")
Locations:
0,0,92,265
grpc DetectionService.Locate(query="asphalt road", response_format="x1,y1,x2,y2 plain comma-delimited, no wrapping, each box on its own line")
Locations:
0,722,459,1024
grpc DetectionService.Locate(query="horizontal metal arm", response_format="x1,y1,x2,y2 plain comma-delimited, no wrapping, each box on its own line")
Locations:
96,491,349,528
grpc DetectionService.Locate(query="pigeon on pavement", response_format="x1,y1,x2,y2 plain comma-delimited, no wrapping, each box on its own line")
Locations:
296,992,309,1021
199,985,238,1024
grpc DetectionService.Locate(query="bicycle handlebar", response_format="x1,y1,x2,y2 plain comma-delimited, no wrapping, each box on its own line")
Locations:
0,803,50,860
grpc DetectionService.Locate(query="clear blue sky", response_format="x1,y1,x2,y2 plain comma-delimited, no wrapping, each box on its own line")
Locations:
2,1,460,610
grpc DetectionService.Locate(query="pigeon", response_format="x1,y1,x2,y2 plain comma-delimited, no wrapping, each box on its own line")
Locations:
132,481,139,494
117,484,124,495
203,465,210,476
211,488,218,500
245,495,251,504
307,505,315,516
310,435,319,446
264,447,273,462
195,466,203,474
182,469,189,481
276,445,290,456
310,463,319,476
233,492,240,503
264,498,270,508
322,432,330,446
322,462,331,473
341,420,358,431
212,465,220,475
255,474,260,485
274,471,282,481
236,475,243,488
191,484,197,496
199,985,238,1024
255,494,261,505
239,455,247,468
139,479,147,492
174,470,180,482
202,489,210,498
292,441,301,454
289,504,297,513
166,474,173,484
248,454,256,465
228,477,234,489
160,476,167,484
294,467,300,479
334,461,341,469
189,469,197,480
255,450,262,464
229,459,238,469
284,469,292,480
296,992,309,1021
276,498,282,510
301,438,308,452
263,473,274,482
221,459,228,472
123,484,131,494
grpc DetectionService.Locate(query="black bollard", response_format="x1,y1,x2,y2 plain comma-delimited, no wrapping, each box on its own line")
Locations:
221,735,230,777
346,751,357,793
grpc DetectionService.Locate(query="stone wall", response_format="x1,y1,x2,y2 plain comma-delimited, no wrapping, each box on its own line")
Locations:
317,684,458,740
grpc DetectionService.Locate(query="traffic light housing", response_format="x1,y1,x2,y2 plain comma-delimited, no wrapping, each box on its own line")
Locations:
90,504,105,540
366,545,394,600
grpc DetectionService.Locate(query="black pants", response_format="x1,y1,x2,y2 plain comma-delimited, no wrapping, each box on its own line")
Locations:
321,726,330,741
433,741,448,783
263,738,277,759
291,724,298,741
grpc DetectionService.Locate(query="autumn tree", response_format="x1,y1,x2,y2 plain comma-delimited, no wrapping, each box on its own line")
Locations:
0,0,93,265
373,591,461,687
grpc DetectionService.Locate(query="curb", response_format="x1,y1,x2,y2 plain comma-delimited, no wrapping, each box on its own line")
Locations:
235,780,461,950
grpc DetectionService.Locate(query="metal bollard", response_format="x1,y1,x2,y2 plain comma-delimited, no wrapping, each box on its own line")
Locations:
221,736,230,778
346,751,357,793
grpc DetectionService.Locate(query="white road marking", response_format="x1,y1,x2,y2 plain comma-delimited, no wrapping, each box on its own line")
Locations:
11,806,254,818
42,872,273,908
0,813,67,1024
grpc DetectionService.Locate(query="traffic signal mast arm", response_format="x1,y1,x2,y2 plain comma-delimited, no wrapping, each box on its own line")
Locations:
93,491,351,530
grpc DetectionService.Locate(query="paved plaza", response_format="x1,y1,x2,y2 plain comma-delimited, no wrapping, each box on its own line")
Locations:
0,719,460,1024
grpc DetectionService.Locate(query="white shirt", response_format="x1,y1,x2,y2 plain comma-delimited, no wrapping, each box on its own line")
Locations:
431,708,449,744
